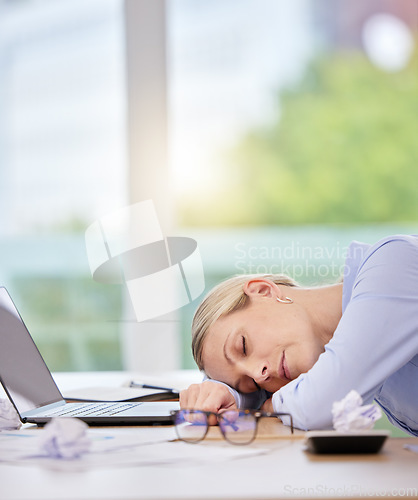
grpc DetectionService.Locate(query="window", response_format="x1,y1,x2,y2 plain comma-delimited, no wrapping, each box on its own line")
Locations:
0,0,126,371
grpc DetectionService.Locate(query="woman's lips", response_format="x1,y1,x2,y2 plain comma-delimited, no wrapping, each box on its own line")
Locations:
279,352,291,381
283,352,292,380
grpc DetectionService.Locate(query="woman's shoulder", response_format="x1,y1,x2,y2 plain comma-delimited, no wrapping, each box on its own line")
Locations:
366,234,417,265
346,234,417,265
354,234,418,295
369,234,418,251
342,235,418,310
345,234,417,281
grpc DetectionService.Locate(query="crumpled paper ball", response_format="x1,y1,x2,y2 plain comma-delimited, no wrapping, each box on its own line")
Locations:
0,399,22,431
39,418,91,459
332,390,382,432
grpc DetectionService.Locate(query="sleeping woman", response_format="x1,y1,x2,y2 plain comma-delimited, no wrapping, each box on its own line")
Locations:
180,234,418,436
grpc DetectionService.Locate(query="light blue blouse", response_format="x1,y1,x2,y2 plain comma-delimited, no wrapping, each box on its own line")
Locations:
223,235,418,436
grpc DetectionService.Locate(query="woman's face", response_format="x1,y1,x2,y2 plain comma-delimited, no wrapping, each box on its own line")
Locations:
202,295,325,394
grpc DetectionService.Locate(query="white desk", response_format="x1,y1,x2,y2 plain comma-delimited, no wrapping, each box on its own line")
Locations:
1,371,417,500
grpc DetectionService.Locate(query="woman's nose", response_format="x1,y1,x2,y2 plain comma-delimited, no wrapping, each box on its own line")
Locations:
253,362,270,383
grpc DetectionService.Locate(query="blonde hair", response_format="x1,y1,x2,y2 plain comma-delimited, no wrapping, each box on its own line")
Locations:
191,273,298,371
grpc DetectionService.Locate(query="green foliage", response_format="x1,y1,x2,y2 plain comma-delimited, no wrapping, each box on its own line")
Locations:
179,50,418,226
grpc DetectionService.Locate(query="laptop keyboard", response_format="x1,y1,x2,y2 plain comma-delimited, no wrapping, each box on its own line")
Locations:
36,402,142,417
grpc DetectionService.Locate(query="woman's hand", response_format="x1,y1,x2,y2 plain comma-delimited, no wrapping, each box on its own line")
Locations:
179,381,237,425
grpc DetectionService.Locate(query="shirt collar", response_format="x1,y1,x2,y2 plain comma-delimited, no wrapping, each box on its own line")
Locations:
342,240,371,312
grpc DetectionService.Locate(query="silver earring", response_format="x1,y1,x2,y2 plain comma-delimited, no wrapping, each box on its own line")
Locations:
277,296,293,304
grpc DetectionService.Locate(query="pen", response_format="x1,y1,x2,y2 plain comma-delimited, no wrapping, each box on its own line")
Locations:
129,381,179,393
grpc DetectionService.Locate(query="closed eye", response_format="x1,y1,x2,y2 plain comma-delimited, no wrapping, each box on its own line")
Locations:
241,335,247,355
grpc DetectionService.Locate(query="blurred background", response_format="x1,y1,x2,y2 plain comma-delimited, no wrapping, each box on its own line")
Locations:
0,0,417,377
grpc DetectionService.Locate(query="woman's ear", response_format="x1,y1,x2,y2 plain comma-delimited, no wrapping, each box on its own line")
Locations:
243,279,278,299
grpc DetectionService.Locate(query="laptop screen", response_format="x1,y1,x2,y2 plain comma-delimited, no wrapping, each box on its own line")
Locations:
0,288,63,414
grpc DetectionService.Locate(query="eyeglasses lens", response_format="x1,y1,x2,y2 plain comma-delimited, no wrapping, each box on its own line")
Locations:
219,411,256,445
174,410,208,443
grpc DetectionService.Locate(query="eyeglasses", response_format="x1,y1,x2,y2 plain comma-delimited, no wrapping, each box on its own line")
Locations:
171,409,294,445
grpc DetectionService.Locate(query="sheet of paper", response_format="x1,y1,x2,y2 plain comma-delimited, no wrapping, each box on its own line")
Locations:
0,427,269,471
404,444,418,454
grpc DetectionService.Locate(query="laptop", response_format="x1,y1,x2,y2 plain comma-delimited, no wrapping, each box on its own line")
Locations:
0,286,179,425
